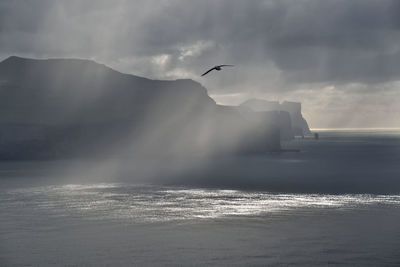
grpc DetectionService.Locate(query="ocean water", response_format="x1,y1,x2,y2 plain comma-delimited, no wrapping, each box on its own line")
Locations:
1,130,400,266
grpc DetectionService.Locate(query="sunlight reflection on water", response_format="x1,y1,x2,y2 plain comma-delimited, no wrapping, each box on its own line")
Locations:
2,183,400,223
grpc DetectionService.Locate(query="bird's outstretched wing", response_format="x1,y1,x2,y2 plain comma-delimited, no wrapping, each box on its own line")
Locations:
201,67,216,76
218,64,234,67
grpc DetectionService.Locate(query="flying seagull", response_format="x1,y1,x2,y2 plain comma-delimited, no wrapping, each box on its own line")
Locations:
201,64,234,76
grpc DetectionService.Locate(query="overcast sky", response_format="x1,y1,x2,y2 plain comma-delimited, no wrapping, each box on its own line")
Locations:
1,0,400,128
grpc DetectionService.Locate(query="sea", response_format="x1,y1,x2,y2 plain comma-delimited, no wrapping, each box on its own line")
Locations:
1,129,400,266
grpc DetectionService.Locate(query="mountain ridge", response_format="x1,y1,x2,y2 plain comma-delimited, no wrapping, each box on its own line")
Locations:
0,56,280,159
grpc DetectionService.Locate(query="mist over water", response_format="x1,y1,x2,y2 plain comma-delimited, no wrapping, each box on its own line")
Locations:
2,1,400,265
1,130,400,265
3,129,400,194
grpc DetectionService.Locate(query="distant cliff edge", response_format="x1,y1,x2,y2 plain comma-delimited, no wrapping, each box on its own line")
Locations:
241,99,311,138
0,56,280,159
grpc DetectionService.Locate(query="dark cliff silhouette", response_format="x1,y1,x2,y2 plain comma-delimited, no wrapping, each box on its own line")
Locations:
0,56,280,159
241,99,311,138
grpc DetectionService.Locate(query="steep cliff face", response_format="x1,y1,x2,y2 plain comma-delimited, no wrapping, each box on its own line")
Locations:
241,98,311,137
0,56,279,159
281,101,311,136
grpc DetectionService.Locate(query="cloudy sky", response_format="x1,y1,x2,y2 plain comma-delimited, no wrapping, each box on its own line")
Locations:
1,0,400,128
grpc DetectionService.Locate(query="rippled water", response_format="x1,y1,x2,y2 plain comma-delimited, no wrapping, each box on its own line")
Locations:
2,183,400,223
1,183,400,266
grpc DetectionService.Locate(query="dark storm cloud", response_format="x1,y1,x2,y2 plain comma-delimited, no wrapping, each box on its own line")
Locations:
1,0,400,127
1,0,400,87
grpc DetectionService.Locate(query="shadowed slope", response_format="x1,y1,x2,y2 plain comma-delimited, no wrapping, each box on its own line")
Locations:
0,56,279,159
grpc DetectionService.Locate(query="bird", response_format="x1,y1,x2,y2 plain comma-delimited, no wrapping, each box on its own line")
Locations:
201,64,234,76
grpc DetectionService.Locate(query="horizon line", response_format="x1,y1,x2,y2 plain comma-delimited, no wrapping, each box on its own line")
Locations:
311,127,400,131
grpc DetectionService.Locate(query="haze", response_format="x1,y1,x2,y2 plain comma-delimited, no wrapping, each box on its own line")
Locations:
1,0,400,128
